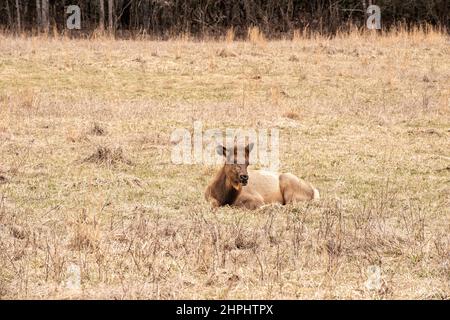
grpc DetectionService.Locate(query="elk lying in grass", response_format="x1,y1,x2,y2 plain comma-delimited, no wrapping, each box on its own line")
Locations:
205,143,319,210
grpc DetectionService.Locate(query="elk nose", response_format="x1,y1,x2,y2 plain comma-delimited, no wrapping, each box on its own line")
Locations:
240,175,248,182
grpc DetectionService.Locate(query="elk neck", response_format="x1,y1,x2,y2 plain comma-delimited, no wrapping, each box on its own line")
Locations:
210,165,242,206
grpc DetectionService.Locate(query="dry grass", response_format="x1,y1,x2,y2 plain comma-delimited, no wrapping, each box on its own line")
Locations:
247,26,267,47
83,146,132,167
0,28,449,299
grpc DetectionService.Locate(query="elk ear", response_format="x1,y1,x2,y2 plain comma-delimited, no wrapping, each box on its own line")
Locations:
216,144,227,157
245,142,254,154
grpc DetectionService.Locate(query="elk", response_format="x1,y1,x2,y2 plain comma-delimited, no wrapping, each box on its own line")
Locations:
205,143,319,209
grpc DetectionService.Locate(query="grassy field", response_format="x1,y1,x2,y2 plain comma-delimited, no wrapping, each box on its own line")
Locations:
0,29,449,299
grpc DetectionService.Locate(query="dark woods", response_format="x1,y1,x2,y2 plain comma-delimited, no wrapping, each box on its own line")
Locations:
0,0,448,38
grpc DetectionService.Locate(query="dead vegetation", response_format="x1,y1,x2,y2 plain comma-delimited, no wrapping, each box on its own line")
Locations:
69,209,101,251
217,48,237,58
83,146,132,166
1,197,448,299
0,29,449,299
283,111,301,120
89,122,107,136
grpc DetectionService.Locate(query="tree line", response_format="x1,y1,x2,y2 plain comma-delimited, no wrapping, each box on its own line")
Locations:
0,1,448,37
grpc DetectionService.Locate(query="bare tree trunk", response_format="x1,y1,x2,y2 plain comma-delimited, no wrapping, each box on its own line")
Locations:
143,0,150,31
41,0,49,33
144,0,150,32
99,0,105,31
36,0,42,32
15,0,21,32
6,0,13,29
108,0,114,34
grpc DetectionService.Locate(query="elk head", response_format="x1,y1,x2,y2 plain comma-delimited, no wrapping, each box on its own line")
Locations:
216,142,254,188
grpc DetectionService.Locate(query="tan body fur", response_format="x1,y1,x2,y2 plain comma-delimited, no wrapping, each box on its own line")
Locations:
205,167,319,210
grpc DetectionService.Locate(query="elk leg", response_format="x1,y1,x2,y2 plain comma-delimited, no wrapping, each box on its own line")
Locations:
235,193,264,210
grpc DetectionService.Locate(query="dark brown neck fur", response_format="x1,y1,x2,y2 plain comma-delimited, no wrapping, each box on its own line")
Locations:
208,166,241,206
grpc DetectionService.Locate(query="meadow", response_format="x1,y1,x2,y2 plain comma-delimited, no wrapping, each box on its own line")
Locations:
0,28,449,299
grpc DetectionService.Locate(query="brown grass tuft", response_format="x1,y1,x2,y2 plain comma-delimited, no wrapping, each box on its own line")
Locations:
288,54,299,62
0,174,8,184
283,111,301,120
225,27,235,43
247,26,266,47
217,48,237,58
83,146,132,166
89,122,107,136
69,209,100,250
